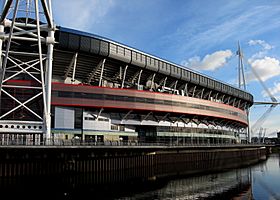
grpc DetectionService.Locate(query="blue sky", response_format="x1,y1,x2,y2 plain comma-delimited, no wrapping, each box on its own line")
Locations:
52,0,280,137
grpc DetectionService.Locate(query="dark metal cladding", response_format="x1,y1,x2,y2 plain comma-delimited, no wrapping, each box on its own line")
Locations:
181,69,191,82
146,57,159,72
208,79,215,89
190,72,200,84
200,76,208,87
109,43,131,63
131,51,146,68
158,61,171,76
56,26,254,105
80,36,91,52
68,34,80,50
214,81,222,92
90,38,100,54
170,65,182,80
99,41,109,57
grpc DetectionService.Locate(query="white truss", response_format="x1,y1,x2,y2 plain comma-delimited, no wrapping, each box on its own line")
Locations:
0,0,55,139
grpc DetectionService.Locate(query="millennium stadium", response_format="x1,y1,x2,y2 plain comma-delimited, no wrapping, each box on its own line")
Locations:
0,1,253,145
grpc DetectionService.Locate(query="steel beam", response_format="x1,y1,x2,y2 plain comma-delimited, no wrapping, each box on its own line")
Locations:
95,108,104,121
99,58,106,86
122,110,133,121
0,0,19,91
208,90,212,100
152,113,159,122
121,65,128,89
45,15,55,141
192,86,196,97
184,83,188,96
200,88,204,99
141,111,152,121
35,0,48,136
0,24,5,79
180,117,190,125
137,69,142,90
161,113,170,121
87,58,106,84
71,52,78,83
41,0,53,28
0,0,13,23
172,80,178,93
215,93,219,101
64,52,78,81
0,1,56,141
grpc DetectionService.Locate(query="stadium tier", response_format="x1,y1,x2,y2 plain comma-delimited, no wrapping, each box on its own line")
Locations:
0,26,253,144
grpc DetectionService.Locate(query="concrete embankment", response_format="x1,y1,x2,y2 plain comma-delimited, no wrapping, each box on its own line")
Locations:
0,145,267,181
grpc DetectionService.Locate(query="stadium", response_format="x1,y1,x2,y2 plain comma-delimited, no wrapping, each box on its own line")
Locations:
0,10,253,144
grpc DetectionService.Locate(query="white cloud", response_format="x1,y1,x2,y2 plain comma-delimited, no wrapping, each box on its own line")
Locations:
262,82,280,99
248,39,273,59
182,50,233,71
248,39,273,50
247,56,280,82
53,0,115,32
176,5,280,57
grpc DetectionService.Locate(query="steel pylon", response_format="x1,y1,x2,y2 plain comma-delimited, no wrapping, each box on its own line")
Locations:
0,0,55,142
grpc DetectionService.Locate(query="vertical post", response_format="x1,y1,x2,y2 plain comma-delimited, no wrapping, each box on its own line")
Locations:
163,77,167,89
98,59,106,87
238,41,241,88
137,69,142,90
247,108,250,143
0,0,19,91
237,41,246,90
184,83,188,96
45,28,55,141
121,65,128,89
0,24,4,83
0,21,3,115
81,107,84,141
44,0,55,141
71,52,78,83
35,0,49,143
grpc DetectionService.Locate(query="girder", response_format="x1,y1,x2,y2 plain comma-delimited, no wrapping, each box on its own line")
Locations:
0,0,55,140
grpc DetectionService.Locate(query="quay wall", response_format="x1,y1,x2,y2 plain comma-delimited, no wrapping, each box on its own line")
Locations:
0,146,267,181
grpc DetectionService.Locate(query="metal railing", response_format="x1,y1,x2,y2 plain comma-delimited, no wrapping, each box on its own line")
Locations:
0,138,263,148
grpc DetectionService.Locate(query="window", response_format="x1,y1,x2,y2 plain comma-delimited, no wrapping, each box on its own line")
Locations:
85,117,95,121
111,125,118,130
74,108,82,129
98,118,109,122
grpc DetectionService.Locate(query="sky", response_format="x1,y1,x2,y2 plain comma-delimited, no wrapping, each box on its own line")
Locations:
51,0,280,137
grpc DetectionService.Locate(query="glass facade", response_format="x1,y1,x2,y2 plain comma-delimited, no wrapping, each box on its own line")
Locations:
52,90,247,121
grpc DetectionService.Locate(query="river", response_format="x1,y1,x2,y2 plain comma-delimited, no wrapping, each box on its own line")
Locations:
110,153,279,200
0,153,279,200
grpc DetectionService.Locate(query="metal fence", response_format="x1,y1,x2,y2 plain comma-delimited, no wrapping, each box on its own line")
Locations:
0,138,262,147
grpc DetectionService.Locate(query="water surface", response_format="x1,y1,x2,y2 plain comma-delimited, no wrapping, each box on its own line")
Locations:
1,153,279,200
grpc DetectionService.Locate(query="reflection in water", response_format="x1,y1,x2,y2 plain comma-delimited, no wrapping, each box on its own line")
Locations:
252,154,280,200
0,154,279,200
115,154,280,200
116,169,252,200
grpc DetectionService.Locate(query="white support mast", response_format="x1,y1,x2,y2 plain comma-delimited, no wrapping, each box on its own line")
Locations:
236,41,250,143
237,41,246,90
0,0,55,142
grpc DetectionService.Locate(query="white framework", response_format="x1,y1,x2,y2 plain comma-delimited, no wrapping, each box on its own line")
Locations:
0,0,55,140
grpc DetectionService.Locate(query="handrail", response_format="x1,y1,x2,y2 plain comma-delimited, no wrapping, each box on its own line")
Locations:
0,139,269,147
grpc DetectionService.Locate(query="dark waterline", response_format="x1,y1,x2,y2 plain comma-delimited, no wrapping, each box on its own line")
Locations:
113,154,280,200
0,154,279,200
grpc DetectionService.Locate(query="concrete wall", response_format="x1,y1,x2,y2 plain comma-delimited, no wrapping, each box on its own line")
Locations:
0,146,267,180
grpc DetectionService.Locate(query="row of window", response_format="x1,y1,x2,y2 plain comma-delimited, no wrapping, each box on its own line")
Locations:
84,117,109,122
156,126,239,136
111,124,125,131
53,91,247,121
